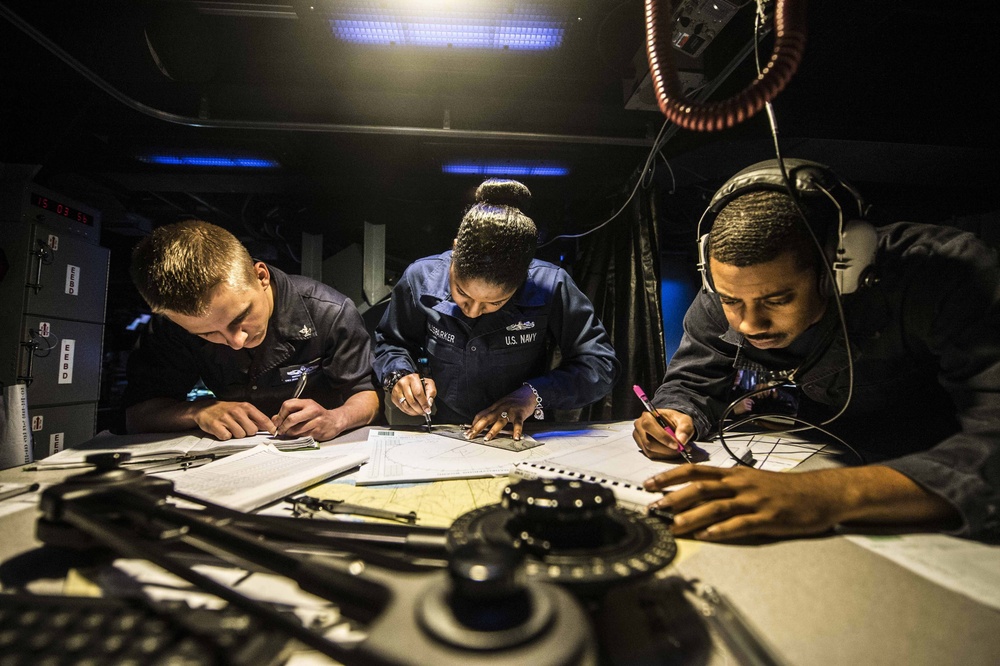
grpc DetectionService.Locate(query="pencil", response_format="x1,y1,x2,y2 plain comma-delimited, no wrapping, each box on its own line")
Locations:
292,371,308,399
0,482,40,502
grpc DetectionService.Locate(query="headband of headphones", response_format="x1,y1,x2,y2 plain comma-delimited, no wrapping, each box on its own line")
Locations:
702,158,867,231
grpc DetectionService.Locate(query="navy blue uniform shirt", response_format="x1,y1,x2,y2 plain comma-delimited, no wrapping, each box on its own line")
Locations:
653,223,1000,539
124,265,376,417
374,251,620,423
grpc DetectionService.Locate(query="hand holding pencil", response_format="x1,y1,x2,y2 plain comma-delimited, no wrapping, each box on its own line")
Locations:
272,370,323,437
632,385,696,463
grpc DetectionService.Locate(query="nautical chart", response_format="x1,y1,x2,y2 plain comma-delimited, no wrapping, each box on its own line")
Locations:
354,425,628,486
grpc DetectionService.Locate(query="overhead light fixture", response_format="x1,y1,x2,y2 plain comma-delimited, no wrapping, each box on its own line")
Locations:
442,160,569,177
329,1,568,50
136,154,281,168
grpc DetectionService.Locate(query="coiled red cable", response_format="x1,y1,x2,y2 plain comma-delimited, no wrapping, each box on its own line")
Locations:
645,0,807,131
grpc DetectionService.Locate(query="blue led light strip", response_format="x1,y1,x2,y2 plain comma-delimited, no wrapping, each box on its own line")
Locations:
442,161,568,177
137,155,281,168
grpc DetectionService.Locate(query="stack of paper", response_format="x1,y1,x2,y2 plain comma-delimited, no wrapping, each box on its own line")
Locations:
32,430,317,469
158,444,369,512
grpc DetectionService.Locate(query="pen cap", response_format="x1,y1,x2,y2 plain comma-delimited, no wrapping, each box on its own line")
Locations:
632,384,655,405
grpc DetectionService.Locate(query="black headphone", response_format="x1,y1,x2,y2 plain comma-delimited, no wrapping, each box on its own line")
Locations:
696,159,878,296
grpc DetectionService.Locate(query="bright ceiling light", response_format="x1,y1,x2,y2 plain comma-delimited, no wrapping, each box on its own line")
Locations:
329,1,568,50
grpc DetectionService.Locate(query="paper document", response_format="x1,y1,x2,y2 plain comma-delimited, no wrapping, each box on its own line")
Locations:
511,429,752,511
736,432,829,471
355,428,581,486
354,424,825,495
846,534,1000,611
157,444,368,512
33,430,317,469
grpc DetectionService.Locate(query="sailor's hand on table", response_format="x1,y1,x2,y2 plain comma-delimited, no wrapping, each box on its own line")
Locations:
192,400,275,440
642,465,843,540
391,373,436,417
467,385,537,442
632,409,695,460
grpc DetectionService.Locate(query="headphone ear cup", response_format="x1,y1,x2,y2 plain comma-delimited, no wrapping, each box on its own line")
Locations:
697,233,714,293
831,220,878,294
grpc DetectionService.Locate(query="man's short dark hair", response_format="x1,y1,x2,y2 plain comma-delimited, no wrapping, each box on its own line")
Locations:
709,190,824,272
131,219,258,316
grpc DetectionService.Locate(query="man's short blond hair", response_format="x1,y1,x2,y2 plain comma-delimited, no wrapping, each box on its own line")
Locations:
131,220,258,316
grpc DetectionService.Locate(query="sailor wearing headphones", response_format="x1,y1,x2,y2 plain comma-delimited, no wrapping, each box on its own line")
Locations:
633,159,1000,542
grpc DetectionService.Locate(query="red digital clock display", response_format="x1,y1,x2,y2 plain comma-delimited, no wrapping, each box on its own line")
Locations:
30,192,94,226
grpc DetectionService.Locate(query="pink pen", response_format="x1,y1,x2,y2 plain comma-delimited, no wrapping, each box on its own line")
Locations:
633,385,695,463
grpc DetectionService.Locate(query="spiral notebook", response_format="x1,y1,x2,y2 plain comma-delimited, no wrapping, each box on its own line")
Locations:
510,430,753,513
